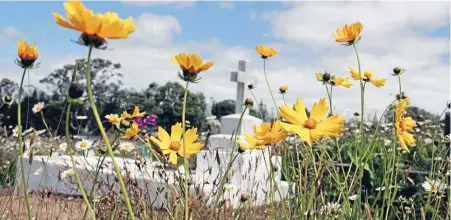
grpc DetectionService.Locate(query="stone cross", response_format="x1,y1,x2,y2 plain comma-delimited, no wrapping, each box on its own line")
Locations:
230,60,257,114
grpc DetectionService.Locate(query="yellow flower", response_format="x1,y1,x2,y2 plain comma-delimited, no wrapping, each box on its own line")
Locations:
279,86,288,94
279,98,345,146
172,53,214,74
255,45,277,59
172,53,214,82
239,134,266,150
122,122,139,139
105,114,122,126
315,73,323,81
333,22,363,43
17,40,38,68
52,0,136,46
252,120,287,145
395,99,416,152
348,66,387,88
149,123,203,165
331,77,352,88
121,106,146,120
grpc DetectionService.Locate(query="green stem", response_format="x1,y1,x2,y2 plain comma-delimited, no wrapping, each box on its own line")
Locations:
325,84,333,116
181,81,190,220
65,102,96,219
17,68,32,220
263,59,279,117
352,43,365,147
84,45,135,219
397,75,402,95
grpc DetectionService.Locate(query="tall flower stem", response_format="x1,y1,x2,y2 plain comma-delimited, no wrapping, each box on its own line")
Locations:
17,68,32,220
181,81,190,220
397,75,402,94
84,45,135,219
352,43,365,148
263,59,279,117
65,102,96,219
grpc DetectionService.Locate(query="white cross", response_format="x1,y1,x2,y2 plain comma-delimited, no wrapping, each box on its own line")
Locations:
230,60,258,115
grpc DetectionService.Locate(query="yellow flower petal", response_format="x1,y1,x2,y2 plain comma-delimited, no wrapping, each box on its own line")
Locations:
309,98,328,122
171,123,183,142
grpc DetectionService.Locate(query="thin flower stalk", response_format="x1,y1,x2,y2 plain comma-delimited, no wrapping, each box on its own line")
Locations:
17,68,32,220
65,102,95,219
181,81,190,220
84,45,135,219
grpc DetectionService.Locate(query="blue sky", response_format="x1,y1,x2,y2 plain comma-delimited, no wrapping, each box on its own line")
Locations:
0,1,287,59
0,1,449,115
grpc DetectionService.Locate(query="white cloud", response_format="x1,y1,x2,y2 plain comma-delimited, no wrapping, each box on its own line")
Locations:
2,1,449,119
219,1,234,10
121,1,195,8
131,13,182,45
0,26,27,43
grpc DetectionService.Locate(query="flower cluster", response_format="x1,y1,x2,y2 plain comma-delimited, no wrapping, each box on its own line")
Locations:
104,106,157,139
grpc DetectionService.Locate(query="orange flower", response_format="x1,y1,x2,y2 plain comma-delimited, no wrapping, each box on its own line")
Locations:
17,40,38,68
256,45,277,59
172,53,213,82
333,22,363,44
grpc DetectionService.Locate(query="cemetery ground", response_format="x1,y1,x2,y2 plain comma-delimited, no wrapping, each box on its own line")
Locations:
1,1,451,219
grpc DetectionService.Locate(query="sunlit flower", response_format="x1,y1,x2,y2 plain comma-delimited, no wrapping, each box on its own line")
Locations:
149,123,203,165
395,99,416,152
331,77,352,88
320,202,342,217
17,40,38,68
422,178,446,194
253,120,287,145
61,169,74,179
255,45,277,59
105,114,122,126
279,98,345,146
52,0,137,48
333,22,363,44
315,72,331,82
75,139,93,151
172,53,214,82
349,66,387,87
32,102,45,114
122,122,139,139
118,142,135,152
239,134,266,150
279,86,288,94
12,126,19,137
121,106,146,120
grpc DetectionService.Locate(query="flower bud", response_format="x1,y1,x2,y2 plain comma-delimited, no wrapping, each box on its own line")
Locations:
279,86,288,94
248,84,255,89
240,194,249,202
238,147,246,153
393,67,402,75
353,112,360,117
79,33,107,49
68,82,84,99
244,98,254,108
322,72,331,81
2,94,12,105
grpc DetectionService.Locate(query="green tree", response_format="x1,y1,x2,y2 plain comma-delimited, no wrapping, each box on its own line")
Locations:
154,82,207,131
211,99,235,119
